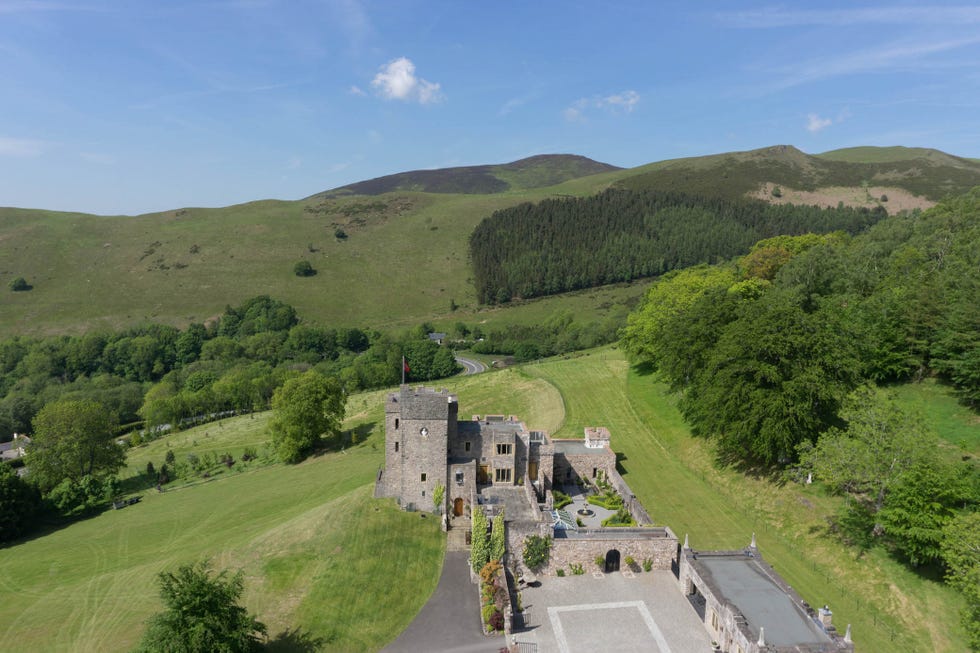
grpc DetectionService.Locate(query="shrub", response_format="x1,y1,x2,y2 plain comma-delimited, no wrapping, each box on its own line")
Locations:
570,563,584,575
481,602,495,625
241,447,257,462
880,194,888,202
553,490,572,509
624,555,635,568
601,506,636,527
642,558,653,572
489,609,505,632
145,461,156,478
490,511,506,561
334,228,347,240
595,555,605,569
556,568,565,577
471,508,490,572
772,185,783,198
293,260,316,277
8,277,30,291
165,449,175,465
522,534,551,570
130,431,142,447
480,559,502,586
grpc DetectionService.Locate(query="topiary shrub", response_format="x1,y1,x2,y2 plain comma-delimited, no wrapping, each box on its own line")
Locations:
553,490,572,509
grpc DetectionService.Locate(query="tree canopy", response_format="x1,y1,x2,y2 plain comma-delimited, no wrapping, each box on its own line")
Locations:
0,463,41,542
268,370,345,463
136,561,266,653
26,399,123,492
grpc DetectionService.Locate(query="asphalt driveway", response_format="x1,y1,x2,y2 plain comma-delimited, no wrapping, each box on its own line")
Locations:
381,551,502,653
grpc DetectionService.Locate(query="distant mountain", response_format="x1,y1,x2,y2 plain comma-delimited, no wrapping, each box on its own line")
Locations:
614,144,980,202
317,154,620,197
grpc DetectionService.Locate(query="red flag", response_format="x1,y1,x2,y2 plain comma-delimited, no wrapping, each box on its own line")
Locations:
403,358,410,373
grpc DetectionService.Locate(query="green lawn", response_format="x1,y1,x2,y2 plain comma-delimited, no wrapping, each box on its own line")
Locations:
0,405,444,653
888,378,980,457
523,348,972,653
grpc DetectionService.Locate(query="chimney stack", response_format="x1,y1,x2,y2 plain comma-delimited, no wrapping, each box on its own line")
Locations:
818,605,833,629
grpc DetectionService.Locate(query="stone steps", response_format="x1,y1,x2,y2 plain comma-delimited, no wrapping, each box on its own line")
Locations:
446,518,471,552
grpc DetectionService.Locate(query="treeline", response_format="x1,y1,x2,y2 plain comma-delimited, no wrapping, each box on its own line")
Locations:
0,296,458,442
621,190,980,643
470,188,886,304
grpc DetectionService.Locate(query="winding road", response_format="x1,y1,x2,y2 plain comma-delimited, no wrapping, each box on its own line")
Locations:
455,355,487,376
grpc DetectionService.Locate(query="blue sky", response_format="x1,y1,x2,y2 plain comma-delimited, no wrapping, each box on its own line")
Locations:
2,1,980,215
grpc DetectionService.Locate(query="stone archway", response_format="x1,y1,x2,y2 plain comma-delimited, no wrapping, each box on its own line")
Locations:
453,497,464,517
604,549,620,573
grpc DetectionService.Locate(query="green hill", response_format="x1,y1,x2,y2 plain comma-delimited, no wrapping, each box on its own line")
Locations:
318,154,620,196
2,144,978,337
614,144,980,201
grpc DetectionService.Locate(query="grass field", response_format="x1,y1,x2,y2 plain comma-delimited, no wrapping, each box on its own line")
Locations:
1,350,974,651
524,347,975,653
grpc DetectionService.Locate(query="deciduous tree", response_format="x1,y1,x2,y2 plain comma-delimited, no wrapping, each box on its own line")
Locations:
27,400,123,492
136,561,266,653
268,371,345,463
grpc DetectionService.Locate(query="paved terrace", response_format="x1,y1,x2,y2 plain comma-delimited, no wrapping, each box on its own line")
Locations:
514,570,714,653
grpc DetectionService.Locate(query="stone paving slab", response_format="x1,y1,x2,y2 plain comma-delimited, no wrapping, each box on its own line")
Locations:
513,570,714,653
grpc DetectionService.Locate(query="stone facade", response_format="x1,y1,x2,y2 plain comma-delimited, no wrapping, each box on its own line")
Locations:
679,546,854,653
376,386,458,513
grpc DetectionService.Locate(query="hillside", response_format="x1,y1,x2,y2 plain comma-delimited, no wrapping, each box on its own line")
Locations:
317,154,620,196
615,144,980,203
2,144,978,337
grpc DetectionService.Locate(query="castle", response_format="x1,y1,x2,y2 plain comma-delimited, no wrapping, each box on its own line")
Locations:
375,386,855,653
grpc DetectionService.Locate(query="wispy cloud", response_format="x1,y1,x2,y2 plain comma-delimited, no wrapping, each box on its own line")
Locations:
0,136,48,157
717,6,980,28
764,37,980,91
349,85,366,96
805,113,832,133
564,90,639,122
498,96,529,117
371,57,443,104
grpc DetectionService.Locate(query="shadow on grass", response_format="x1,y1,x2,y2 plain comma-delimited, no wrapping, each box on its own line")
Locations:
265,627,326,652
631,361,656,377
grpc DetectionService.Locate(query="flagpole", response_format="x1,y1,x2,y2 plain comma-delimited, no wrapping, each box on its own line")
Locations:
402,356,406,385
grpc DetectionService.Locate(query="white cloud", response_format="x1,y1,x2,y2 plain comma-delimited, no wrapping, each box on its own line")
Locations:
0,136,47,157
603,90,640,111
371,57,443,104
349,85,366,96
563,90,640,122
806,113,833,133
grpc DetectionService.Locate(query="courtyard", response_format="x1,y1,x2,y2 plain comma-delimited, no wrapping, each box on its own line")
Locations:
512,570,714,653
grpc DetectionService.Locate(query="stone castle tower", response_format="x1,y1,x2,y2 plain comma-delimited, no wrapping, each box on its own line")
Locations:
377,386,457,512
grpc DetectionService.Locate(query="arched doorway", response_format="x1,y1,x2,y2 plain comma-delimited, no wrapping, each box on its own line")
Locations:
453,497,464,517
604,549,620,573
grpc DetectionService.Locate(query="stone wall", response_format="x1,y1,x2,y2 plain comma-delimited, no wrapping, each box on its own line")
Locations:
606,467,654,525
539,530,678,577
